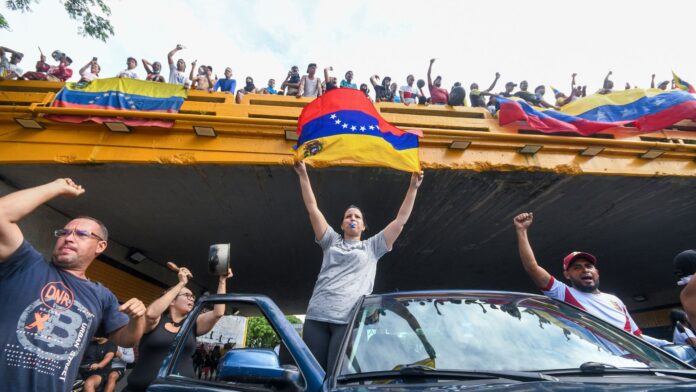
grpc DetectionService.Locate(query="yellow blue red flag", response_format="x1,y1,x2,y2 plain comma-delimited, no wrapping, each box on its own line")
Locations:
47,77,187,128
499,88,696,135
294,88,421,172
673,71,695,93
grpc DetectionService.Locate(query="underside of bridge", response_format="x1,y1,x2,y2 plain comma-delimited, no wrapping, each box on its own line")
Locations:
1,163,693,314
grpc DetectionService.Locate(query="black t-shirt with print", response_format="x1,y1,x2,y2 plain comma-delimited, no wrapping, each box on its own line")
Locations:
0,241,128,392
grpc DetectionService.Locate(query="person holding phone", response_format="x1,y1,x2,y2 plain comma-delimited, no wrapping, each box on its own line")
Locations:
167,44,188,86
77,58,100,85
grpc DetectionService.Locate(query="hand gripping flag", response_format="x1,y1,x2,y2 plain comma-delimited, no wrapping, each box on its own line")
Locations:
46,77,187,128
294,88,421,172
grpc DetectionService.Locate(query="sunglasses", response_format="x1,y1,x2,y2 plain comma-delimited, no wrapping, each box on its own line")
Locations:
54,228,104,241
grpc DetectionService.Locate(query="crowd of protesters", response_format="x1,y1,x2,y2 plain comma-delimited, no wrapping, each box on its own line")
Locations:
0,45,681,112
3,43,696,390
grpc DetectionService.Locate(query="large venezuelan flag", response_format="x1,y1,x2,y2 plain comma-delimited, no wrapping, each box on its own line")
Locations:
294,88,421,172
499,88,696,135
497,97,620,136
46,77,187,128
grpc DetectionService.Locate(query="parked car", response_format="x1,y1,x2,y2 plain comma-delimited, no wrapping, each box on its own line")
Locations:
147,291,696,391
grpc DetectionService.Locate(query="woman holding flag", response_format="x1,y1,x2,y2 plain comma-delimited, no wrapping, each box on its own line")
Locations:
293,160,423,371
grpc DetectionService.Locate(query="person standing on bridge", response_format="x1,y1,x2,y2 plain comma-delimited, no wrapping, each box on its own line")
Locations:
513,212,669,347
294,161,424,371
0,178,147,392
123,263,232,392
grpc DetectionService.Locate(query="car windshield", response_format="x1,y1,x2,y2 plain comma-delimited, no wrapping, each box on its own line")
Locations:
338,293,686,377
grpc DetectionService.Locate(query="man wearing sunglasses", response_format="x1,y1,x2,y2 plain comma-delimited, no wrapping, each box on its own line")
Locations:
0,178,147,392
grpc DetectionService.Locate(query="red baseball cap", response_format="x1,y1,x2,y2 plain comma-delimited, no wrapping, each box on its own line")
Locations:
563,251,598,271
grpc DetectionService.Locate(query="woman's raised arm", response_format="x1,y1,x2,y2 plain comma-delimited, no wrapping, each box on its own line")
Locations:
294,161,329,241
383,172,424,249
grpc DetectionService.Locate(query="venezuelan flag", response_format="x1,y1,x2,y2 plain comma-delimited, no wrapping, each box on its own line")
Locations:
673,71,696,94
561,89,696,132
497,97,620,136
294,88,421,172
499,89,696,135
46,77,187,128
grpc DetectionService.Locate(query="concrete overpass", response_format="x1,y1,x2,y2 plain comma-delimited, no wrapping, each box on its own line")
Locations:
1,81,696,333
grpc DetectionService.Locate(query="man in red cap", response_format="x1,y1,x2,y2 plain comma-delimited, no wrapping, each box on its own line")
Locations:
514,212,668,346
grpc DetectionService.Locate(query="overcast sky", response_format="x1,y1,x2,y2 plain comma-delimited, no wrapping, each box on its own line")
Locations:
3,0,694,96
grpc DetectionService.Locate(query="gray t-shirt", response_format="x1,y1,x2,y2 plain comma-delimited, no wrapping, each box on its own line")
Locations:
306,226,390,324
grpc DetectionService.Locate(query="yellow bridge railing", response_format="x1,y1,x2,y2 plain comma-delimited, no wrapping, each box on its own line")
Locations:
1,80,696,177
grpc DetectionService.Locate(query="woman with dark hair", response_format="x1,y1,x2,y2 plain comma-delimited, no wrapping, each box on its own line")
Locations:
671,309,696,347
123,265,232,391
293,160,423,371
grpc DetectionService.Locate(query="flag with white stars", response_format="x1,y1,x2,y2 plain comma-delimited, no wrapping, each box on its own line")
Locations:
47,77,187,128
295,88,421,172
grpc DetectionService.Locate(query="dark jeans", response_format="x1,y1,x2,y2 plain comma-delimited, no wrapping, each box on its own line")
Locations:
302,319,348,371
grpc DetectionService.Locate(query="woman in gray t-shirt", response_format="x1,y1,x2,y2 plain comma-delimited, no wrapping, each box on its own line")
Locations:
293,161,423,371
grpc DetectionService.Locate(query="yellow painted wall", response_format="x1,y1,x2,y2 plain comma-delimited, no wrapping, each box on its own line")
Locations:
633,307,675,329
86,259,164,304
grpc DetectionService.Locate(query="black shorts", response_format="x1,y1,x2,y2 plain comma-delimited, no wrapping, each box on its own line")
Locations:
79,367,107,380
109,367,126,381
79,367,110,388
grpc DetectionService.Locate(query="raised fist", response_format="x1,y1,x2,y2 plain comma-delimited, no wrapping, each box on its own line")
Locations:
513,212,534,230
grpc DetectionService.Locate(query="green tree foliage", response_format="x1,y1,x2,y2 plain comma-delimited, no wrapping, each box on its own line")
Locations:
2,0,114,41
245,316,303,348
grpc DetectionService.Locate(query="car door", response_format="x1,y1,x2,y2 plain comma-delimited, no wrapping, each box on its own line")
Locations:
147,294,325,392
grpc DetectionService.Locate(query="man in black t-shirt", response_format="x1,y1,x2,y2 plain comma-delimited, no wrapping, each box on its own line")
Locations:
370,74,394,102
0,178,147,392
514,81,558,109
80,337,117,392
499,81,516,97
513,80,540,104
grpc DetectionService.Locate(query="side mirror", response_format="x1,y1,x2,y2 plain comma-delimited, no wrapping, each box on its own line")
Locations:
218,349,301,388
208,243,231,276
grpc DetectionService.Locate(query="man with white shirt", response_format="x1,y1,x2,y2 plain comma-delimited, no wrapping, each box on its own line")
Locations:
399,74,420,105
513,212,668,347
117,57,138,79
0,46,23,80
167,44,188,87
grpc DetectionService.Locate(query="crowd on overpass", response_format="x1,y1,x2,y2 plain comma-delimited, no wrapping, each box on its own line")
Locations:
0,44,679,110
2,43,696,390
